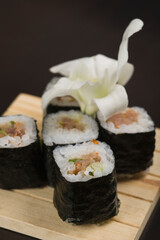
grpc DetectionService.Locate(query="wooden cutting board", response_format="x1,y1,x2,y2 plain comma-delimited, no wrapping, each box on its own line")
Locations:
0,93,160,240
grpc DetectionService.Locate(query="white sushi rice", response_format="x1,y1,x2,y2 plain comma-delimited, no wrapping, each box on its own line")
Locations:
53,141,115,182
43,110,99,145
97,107,154,134
0,115,37,148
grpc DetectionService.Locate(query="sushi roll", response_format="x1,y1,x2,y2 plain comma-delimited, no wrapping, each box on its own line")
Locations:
43,77,80,114
42,110,99,187
97,107,155,175
53,141,120,224
0,115,46,189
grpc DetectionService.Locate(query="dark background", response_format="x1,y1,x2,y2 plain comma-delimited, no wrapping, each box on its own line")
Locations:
0,0,160,239
0,0,160,126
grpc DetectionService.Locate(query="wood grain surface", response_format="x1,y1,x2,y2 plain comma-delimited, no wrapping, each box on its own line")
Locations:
0,93,160,240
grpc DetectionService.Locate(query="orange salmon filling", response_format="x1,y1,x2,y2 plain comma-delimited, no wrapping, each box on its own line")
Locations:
108,109,139,129
68,151,101,175
56,96,75,103
0,121,25,138
59,117,86,131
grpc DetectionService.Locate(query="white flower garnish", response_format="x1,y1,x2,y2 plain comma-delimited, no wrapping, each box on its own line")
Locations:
42,19,143,120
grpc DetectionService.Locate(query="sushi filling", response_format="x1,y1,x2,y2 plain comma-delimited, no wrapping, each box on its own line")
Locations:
108,108,138,129
43,110,99,145
97,107,154,134
0,115,37,148
59,116,86,131
0,121,25,138
53,141,114,182
51,95,79,107
67,151,101,175
56,96,75,103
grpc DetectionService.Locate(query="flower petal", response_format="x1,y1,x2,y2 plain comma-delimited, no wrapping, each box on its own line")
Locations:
50,53,134,87
69,61,98,83
47,19,144,118
116,19,144,83
76,84,99,115
50,54,118,80
118,63,134,85
94,85,128,120
50,57,91,76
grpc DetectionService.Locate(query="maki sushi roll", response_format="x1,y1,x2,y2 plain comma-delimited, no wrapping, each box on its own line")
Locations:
42,110,99,187
97,107,155,175
43,77,80,114
47,95,79,114
53,141,120,224
0,115,46,189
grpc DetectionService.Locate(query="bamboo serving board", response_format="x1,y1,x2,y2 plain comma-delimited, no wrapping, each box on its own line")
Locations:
0,93,160,240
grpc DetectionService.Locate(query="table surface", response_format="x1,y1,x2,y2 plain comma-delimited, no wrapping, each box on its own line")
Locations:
0,1,160,239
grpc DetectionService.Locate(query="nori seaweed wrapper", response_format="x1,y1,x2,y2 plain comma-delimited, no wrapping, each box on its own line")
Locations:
42,143,57,187
98,124,155,175
46,105,80,114
0,123,47,189
53,163,120,224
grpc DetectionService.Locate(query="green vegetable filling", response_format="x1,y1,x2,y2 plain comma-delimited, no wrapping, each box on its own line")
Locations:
89,171,94,176
68,158,80,162
10,121,15,126
0,129,7,136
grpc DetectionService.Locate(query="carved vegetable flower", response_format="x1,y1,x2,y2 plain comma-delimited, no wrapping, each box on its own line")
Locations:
42,19,143,120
